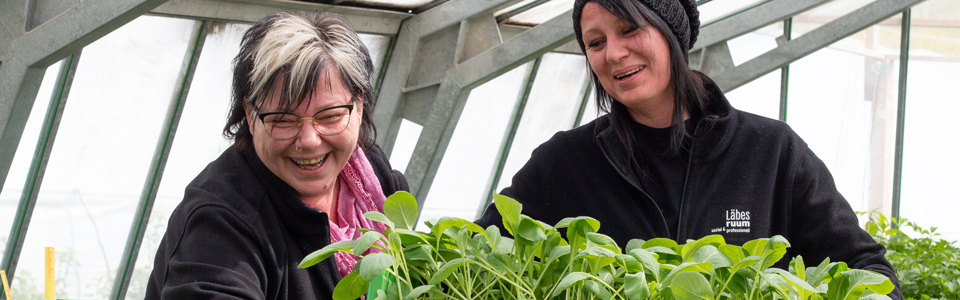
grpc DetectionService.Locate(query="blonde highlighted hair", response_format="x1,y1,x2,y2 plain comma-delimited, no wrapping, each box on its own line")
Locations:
225,12,377,150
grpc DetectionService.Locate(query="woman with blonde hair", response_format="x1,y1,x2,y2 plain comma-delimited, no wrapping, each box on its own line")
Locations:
146,12,407,299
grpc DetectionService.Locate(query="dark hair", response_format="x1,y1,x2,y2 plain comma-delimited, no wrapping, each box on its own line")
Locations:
573,0,709,158
224,12,377,151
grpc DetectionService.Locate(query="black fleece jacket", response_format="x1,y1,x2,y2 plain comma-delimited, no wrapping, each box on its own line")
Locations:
145,144,408,300
476,75,901,299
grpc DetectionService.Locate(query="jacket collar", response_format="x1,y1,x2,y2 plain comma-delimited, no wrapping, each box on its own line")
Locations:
240,145,332,237
594,72,739,170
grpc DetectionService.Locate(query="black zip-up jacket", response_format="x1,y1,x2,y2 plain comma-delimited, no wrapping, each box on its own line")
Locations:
145,144,408,300
476,75,901,299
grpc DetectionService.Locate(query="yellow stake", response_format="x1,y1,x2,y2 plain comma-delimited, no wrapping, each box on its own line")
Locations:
45,247,55,300
1,270,11,300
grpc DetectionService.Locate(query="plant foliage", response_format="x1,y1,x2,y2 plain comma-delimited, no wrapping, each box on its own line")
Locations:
301,192,895,300
863,212,960,300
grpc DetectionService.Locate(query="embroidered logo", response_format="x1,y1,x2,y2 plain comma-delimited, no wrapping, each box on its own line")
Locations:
723,209,751,233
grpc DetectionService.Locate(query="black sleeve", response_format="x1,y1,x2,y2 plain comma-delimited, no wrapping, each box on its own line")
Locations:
475,146,547,231
153,204,268,300
789,145,902,300
364,143,410,196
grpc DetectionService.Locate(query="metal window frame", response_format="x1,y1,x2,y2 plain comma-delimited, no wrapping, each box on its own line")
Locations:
891,9,911,221
477,58,541,219
109,20,208,300
0,51,80,295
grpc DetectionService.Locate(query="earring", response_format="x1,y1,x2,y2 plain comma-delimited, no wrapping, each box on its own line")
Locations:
296,145,303,152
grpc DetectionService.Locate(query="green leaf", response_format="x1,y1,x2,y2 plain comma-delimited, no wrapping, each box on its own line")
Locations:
718,244,747,264
403,244,434,263
517,216,547,245
645,246,678,255
363,211,395,229
428,258,474,285
670,272,715,300
628,248,661,281
626,239,646,252
332,272,369,300
682,234,725,262
643,238,679,249
493,194,522,236
299,240,355,268
791,255,806,280
828,270,895,300
662,262,713,286
767,268,817,294
576,245,617,259
485,225,502,251
617,255,644,273
583,280,614,300
691,245,733,268
353,231,385,255
405,285,436,300
625,272,651,300
358,253,395,281
742,238,768,256
551,272,593,297
807,257,838,287
587,232,622,254
384,191,419,230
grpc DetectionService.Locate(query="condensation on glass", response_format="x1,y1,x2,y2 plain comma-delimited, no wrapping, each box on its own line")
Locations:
0,60,62,268
13,16,198,299
898,0,960,241
122,21,248,300
785,14,902,217
495,52,589,192
418,63,531,230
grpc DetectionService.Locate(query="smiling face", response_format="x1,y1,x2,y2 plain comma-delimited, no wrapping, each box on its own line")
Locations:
245,70,361,201
580,2,675,126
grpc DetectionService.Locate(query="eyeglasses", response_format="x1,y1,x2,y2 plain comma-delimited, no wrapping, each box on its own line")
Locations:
256,103,354,140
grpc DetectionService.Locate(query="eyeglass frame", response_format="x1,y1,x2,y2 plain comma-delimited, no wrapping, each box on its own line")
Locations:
255,102,355,140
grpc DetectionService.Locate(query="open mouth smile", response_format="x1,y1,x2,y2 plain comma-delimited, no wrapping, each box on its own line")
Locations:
292,155,327,170
615,66,646,80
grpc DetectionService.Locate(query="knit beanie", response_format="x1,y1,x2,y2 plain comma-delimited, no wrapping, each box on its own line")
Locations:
572,0,700,56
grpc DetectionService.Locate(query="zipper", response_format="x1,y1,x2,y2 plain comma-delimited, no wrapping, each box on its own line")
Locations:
597,133,672,239
676,117,711,242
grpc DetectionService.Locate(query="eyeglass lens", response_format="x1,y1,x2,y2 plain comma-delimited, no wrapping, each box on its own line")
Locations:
262,106,351,139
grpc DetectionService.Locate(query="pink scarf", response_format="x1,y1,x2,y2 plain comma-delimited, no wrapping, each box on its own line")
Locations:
329,146,387,278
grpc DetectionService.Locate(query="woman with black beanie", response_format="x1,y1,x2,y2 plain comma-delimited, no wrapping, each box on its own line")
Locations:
475,0,902,298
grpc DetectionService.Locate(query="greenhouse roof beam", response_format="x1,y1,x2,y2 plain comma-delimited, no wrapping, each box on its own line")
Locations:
150,0,410,35
692,0,828,52
0,0,168,204
713,0,926,92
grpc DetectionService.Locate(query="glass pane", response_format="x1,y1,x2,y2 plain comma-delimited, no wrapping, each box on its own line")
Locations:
358,34,391,88
0,61,62,263
351,0,432,9
698,0,768,25
727,23,781,66
388,119,423,174
898,0,960,241
496,53,589,192
418,63,530,229
122,21,246,300
13,16,197,299
578,86,600,127
496,0,538,17
785,16,901,215
792,0,877,38
505,0,574,26
725,70,781,120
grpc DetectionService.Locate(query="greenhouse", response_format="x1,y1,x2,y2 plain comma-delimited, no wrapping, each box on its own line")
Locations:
0,0,957,298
